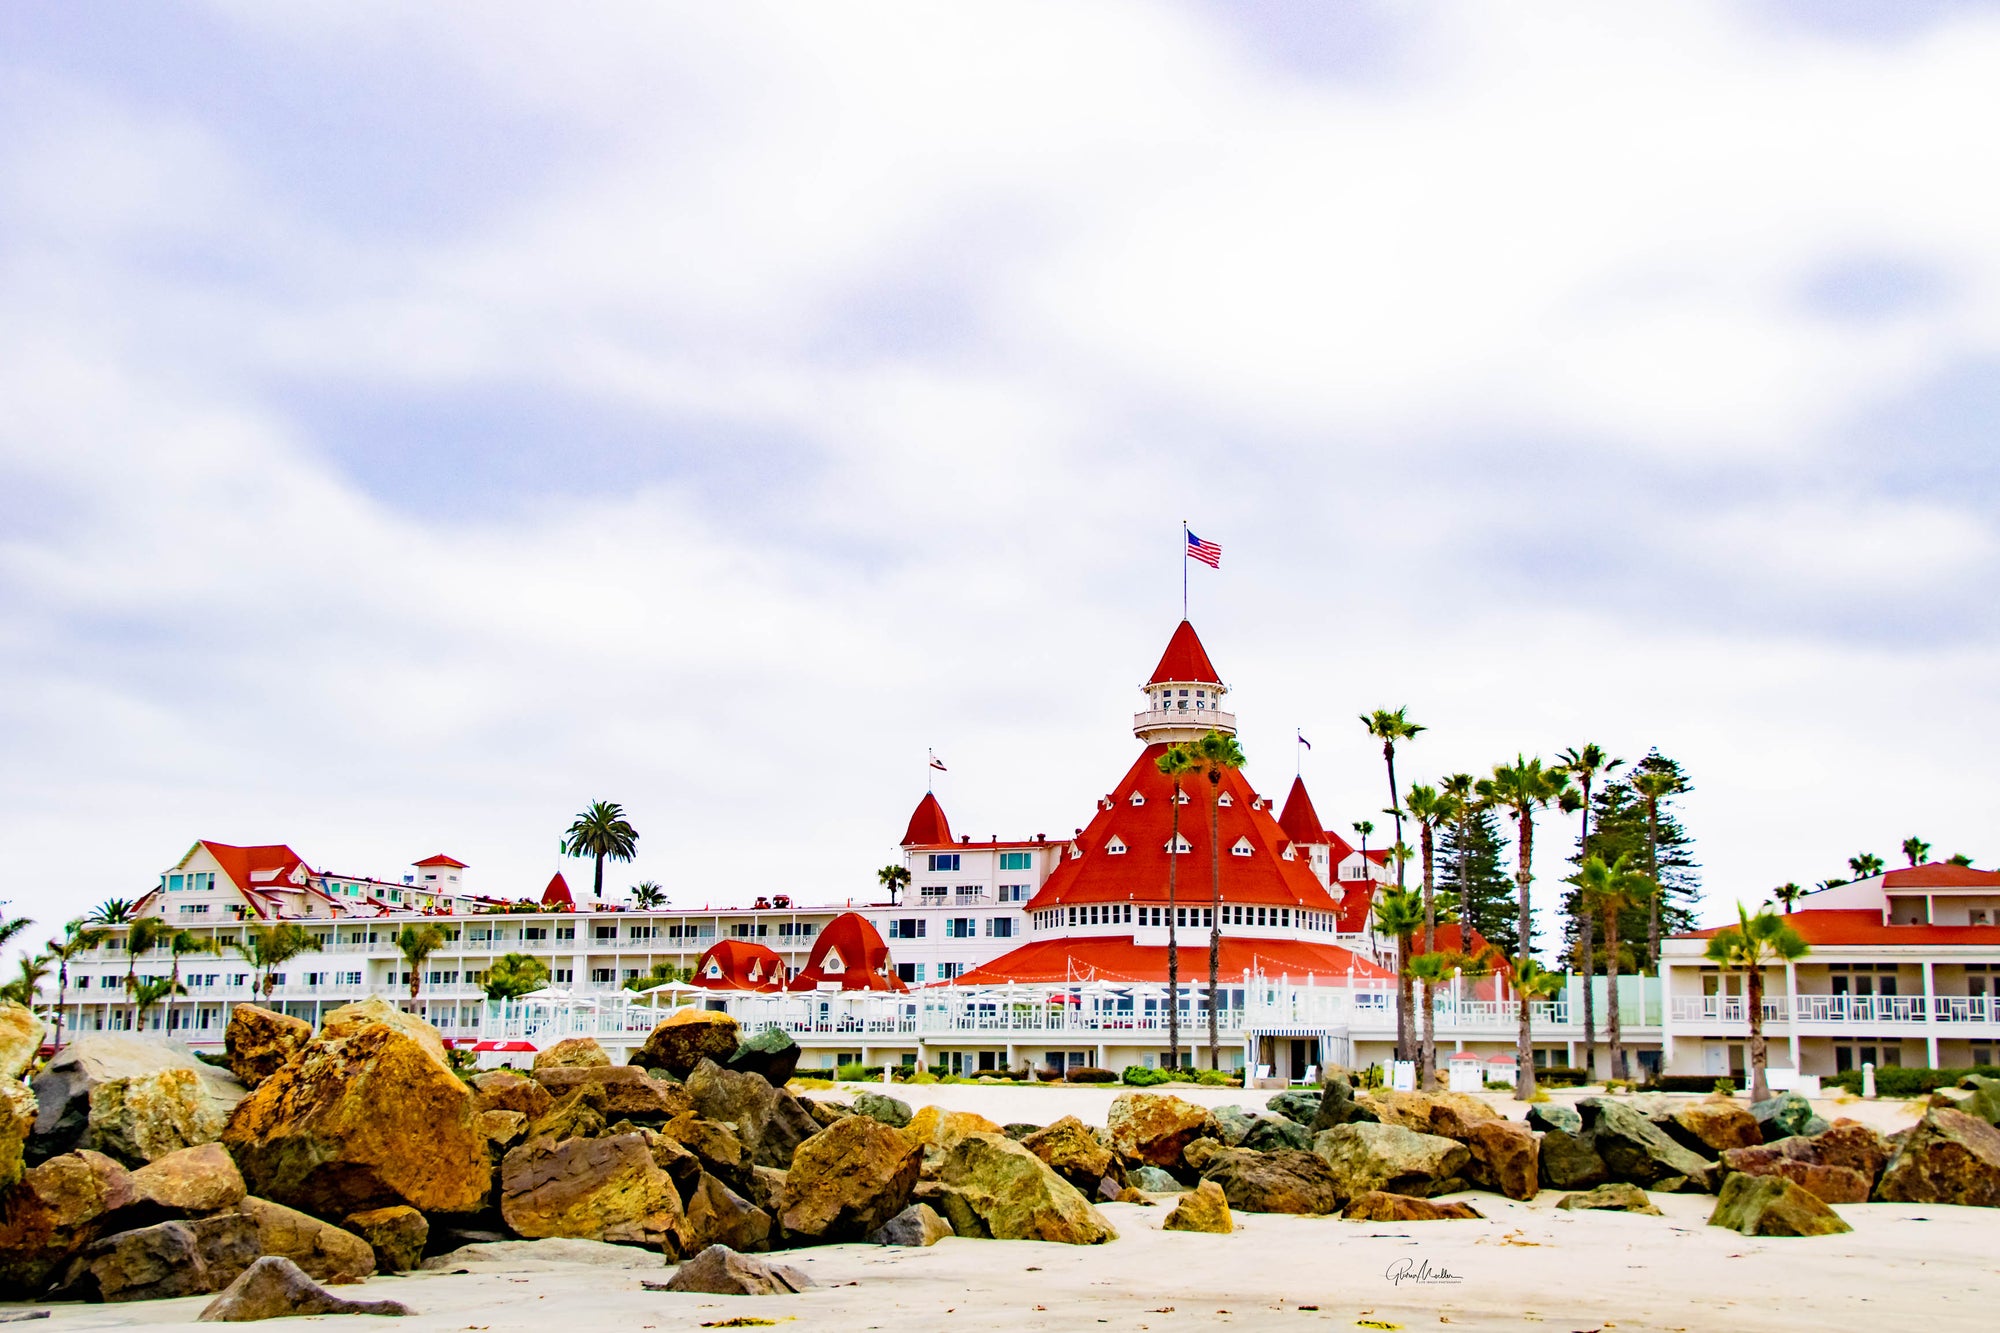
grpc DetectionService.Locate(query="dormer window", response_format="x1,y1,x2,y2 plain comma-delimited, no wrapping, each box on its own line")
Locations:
823,949,846,973
1281,845,1297,861
1129,793,1145,806
1177,791,1191,805
1106,837,1128,855
1231,837,1253,858
1165,835,1192,855
1218,792,1233,807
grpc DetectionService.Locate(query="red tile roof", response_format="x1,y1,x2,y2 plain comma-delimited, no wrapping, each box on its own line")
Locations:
787,912,907,992
1882,863,2000,888
948,936,1393,986
1277,777,1327,848
1680,908,2000,947
900,792,954,847
541,872,576,910
414,854,468,869
1147,620,1222,686
692,939,787,992
1025,745,1344,915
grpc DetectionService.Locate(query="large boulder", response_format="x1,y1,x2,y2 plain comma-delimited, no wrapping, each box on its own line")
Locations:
1808,1119,1894,1184
237,1196,376,1283
3,1081,34,1189
935,1132,1116,1244
1357,1090,1445,1132
906,1105,1007,1173
1342,1191,1483,1222
0,1001,46,1081
1525,1103,1581,1135
1750,1091,1825,1143
1308,1072,1379,1131
198,1254,412,1321
342,1205,427,1273
868,1201,952,1247
29,1036,246,1166
1022,1116,1116,1193
223,1008,487,1218
851,1091,912,1128
663,1244,812,1295
1555,1182,1660,1214
1162,1179,1233,1233
1462,1119,1538,1201
1425,1093,1501,1141
498,1131,686,1250
1264,1089,1323,1125
1107,1093,1217,1171
684,1060,818,1169
222,1005,312,1089
1719,1129,1884,1205
317,999,445,1063
527,1085,608,1143
1875,1107,2000,1207
1129,1165,1187,1193
1211,1104,1257,1145
472,1070,553,1121
776,1115,920,1243
725,1029,802,1087
1665,1099,1763,1158
1538,1128,1609,1191
127,1142,246,1218
632,1010,740,1079
1197,1147,1342,1215
534,1038,610,1072
0,1150,136,1296
1242,1117,1314,1153
56,1213,262,1302
683,1171,773,1254
1578,1098,1713,1192
1313,1123,1469,1200
661,1114,748,1187
1955,1074,2000,1126
1709,1172,1852,1236
535,1066,691,1122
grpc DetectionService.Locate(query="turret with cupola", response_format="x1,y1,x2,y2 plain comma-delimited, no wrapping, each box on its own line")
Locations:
1134,620,1236,744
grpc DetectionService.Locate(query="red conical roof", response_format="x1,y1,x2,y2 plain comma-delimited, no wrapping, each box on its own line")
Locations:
541,872,575,909
900,791,954,847
1277,776,1327,847
1147,620,1221,686
787,912,907,992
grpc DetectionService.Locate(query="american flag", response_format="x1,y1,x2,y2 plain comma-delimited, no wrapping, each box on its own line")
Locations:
1186,530,1221,568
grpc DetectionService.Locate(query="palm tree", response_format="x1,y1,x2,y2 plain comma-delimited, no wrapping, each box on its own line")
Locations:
45,920,107,1052
1901,837,1931,868
123,916,170,994
1503,955,1568,1087
1704,904,1811,1101
1632,768,1681,971
1360,709,1425,889
483,952,551,1001
1156,741,1200,1073
1405,951,1455,1086
1947,853,1975,867
234,923,323,999
396,924,448,1007
622,961,692,993
629,881,668,910
130,976,182,1028
1,909,36,952
1,952,54,1008
1477,756,1572,1100
1557,744,1622,1077
1771,882,1806,914
1373,888,1424,1065
876,864,911,906
1847,851,1885,881
1440,773,1480,934
1351,820,1374,886
561,801,640,903
1575,854,1653,1082
1195,729,1246,1070
85,899,135,925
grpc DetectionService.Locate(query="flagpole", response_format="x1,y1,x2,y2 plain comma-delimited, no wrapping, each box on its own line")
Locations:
1181,520,1188,621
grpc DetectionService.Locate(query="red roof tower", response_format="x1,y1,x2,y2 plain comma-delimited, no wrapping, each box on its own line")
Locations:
900,792,954,847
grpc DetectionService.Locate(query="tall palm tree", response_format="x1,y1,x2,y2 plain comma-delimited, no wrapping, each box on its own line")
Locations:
1771,881,1806,914
1901,837,1931,868
1557,744,1622,1077
85,899,135,925
396,924,448,1007
2,952,53,1009
1477,756,1572,1099
1632,768,1681,971
1847,851,1885,881
123,916,170,995
1947,852,1975,867
1359,709,1425,889
1,908,36,953
1440,773,1480,934
1407,943,1501,1088
1373,888,1424,1065
1503,955,1567,1087
1405,784,1459,1088
562,801,640,903
1155,741,1199,1073
483,952,550,1001
234,923,323,999
1194,729,1246,1070
130,976,182,1028
876,864,911,906
629,881,668,910
1704,904,1811,1101
1575,854,1652,1082
1351,820,1374,892
45,920,107,1053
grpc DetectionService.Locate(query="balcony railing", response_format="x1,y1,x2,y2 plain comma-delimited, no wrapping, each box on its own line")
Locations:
1670,994,1997,1025
1133,707,1237,734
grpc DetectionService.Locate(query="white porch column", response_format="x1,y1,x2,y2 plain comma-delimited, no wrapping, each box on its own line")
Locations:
1922,959,1939,1068
1785,959,1801,1072
1659,962,1675,1071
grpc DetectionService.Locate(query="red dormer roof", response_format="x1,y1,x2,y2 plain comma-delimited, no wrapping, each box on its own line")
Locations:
787,912,907,992
692,939,787,992
1147,620,1222,686
901,792,954,847
1679,908,2000,947
1277,777,1328,848
1882,862,2000,888
414,854,468,869
541,872,576,910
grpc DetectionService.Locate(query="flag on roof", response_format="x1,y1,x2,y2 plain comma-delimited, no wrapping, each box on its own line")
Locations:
1186,530,1221,568
929,754,947,772
1297,731,1312,750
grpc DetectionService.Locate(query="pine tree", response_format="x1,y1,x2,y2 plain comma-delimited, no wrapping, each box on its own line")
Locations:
1573,751,1701,968
1434,804,1521,958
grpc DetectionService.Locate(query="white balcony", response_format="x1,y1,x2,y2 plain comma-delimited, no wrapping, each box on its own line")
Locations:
1133,706,1237,737
1669,994,1998,1026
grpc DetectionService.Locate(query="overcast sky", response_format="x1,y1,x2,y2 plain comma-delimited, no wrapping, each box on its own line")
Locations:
4,1,1998,954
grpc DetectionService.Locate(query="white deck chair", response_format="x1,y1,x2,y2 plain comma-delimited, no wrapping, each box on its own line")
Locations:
1290,1063,1318,1087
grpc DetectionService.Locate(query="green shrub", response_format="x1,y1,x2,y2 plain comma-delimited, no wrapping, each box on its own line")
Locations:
1824,1065,2000,1098
833,1063,882,1082
1064,1066,1118,1084
1536,1065,1588,1087
1194,1068,1236,1087
1713,1078,1736,1095
1121,1066,1173,1086
1646,1074,1733,1094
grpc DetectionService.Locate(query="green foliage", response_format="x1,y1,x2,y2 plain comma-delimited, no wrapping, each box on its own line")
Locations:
628,881,667,909
85,898,135,925
1644,1074,1736,1094
1535,1065,1588,1087
1121,1065,1173,1086
876,864,911,904
1575,752,1701,951
1703,904,1811,971
833,1062,880,1082
1824,1065,2000,1098
1063,1066,1118,1083
562,799,639,899
484,952,551,1001
1435,802,1519,956
233,923,322,997
622,962,693,992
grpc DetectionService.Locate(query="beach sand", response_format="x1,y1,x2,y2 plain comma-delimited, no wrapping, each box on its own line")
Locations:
13,1086,1985,1333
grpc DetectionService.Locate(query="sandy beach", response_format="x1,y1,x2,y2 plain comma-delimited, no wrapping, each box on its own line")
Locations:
13,1085,1987,1333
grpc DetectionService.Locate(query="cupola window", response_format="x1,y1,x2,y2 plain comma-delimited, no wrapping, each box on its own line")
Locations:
1231,837,1253,858
1165,835,1192,855
1106,837,1128,856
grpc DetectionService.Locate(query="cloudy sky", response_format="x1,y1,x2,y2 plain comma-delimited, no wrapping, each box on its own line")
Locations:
4,1,1997,953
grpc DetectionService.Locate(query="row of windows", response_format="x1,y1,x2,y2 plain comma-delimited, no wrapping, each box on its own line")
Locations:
883,917,1016,940
1030,904,1328,931
164,872,217,893
926,851,1039,872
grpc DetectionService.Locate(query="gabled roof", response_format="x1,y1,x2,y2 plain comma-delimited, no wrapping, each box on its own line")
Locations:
414,854,468,869
901,792,954,847
1679,908,2000,947
692,938,787,992
787,912,906,992
948,936,1392,986
1025,745,1342,914
1277,777,1327,847
1883,863,2000,889
541,872,576,910
1147,620,1222,686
